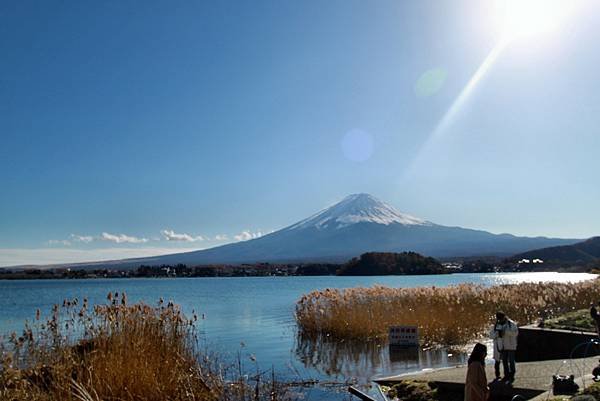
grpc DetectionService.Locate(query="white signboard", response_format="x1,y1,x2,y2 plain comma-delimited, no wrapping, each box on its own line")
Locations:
389,325,419,346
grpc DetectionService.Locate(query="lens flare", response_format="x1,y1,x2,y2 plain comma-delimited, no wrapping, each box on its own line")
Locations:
404,42,507,177
414,68,448,98
403,0,582,180
341,129,374,163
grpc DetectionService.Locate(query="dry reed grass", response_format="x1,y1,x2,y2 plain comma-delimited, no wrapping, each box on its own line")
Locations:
295,279,600,346
1,293,291,401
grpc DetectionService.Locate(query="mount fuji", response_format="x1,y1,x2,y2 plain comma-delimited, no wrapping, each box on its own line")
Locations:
69,193,579,268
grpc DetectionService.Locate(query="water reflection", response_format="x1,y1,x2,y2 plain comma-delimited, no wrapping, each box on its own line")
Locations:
295,333,468,382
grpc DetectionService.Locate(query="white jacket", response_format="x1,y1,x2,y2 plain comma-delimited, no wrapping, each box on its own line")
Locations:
489,324,503,360
496,319,518,351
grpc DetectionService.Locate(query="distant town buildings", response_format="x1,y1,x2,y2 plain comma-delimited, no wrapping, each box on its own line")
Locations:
443,263,463,270
518,258,544,264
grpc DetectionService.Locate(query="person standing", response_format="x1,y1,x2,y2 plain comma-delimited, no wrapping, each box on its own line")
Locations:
465,343,489,401
495,311,518,383
590,302,600,337
489,320,503,379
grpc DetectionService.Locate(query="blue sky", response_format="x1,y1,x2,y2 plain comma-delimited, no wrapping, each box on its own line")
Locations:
1,1,599,266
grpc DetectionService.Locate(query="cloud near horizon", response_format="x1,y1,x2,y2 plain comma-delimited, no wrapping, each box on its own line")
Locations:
71,234,94,243
161,229,204,242
101,232,148,244
48,239,72,246
0,247,200,268
234,230,263,242
45,229,266,248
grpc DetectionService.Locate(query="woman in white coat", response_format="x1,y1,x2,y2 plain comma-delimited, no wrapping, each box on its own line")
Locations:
494,311,518,382
489,321,503,379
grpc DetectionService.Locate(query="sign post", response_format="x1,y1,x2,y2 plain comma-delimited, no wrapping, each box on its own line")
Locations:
389,325,419,347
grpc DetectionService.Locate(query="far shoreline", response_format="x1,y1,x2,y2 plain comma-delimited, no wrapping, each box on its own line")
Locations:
0,269,595,281
2,250,595,280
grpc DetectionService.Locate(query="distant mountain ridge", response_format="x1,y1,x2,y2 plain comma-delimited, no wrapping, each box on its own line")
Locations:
33,193,580,269
512,237,600,264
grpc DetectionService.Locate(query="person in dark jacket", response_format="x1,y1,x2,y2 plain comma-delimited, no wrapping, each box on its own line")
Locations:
590,302,600,337
465,343,489,401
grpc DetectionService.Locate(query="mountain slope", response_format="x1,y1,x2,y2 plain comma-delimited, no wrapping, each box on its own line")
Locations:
57,193,579,269
512,237,600,264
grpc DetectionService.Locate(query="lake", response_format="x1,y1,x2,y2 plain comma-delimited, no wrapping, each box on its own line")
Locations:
0,272,595,399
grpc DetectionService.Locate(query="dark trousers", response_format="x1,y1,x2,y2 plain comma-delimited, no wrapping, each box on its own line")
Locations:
502,350,516,379
494,360,501,378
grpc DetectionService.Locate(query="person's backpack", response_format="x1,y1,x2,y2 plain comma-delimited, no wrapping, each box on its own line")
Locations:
552,375,579,395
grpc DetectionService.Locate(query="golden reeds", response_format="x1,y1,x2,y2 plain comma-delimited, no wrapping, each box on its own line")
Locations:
295,279,600,346
1,293,291,401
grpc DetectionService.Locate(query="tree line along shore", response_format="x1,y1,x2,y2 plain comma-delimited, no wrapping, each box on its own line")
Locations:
1,251,595,280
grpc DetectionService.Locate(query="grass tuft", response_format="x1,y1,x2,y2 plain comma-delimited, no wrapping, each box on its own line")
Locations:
1,293,291,401
543,308,596,332
382,380,438,401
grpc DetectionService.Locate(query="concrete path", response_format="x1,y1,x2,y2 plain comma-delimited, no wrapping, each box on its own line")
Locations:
375,356,600,398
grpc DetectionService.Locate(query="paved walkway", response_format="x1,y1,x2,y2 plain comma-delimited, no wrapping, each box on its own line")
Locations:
375,356,600,397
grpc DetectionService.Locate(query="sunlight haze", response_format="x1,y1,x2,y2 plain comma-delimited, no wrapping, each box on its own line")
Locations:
1,0,599,266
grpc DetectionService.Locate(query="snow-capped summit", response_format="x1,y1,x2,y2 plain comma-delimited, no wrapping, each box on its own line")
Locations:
287,193,430,231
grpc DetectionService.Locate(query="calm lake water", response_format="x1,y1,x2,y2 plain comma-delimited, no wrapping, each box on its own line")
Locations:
0,272,595,399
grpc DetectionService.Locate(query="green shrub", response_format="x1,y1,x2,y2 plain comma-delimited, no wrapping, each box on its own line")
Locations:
544,309,596,332
384,380,438,401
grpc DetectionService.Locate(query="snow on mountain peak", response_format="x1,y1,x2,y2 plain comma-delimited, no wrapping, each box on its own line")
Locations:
287,193,430,231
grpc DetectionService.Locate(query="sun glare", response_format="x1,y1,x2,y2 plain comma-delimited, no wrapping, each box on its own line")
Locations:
406,0,585,179
496,0,575,42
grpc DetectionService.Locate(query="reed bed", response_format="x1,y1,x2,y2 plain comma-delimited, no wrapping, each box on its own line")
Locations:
295,279,600,346
1,293,292,401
